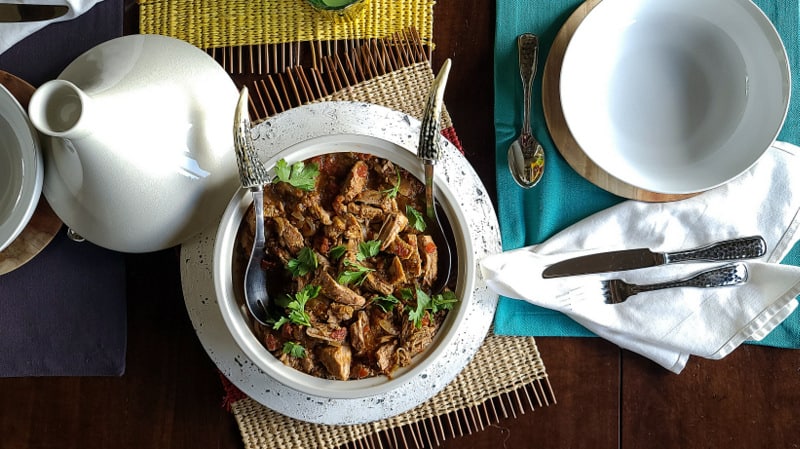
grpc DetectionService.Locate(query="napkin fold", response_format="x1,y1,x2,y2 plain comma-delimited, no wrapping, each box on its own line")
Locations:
0,0,104,56
482,142,800,373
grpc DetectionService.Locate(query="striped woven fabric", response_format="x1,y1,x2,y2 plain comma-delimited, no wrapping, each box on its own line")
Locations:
138,0,435,49
229,335,553,449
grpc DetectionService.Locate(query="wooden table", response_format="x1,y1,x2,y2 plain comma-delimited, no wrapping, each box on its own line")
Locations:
2,1,799,448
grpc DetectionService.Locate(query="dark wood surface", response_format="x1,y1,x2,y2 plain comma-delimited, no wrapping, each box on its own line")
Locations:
2,1,800,448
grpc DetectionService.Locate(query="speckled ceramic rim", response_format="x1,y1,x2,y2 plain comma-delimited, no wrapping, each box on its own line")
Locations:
182,101,500,425
0,84,42,253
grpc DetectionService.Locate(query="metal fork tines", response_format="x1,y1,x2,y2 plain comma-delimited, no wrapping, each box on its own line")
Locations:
601,263,749,304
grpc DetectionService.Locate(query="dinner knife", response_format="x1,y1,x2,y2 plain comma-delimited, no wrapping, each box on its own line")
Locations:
541,236,767,278
0,4,68,22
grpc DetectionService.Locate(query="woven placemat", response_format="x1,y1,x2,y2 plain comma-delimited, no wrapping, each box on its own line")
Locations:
138,0,555,443
138,0,435,49
232,335,552,449
224,41,555,448
243,28,451,123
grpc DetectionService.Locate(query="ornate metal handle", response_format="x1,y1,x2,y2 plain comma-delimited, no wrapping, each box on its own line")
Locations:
518,33,538,87
517,33,538,137
664,236,766,263
417,59,451,164
636,263,749,294
234,87,270,190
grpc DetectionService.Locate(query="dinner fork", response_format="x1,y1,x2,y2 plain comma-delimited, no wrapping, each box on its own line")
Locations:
599,263,749,304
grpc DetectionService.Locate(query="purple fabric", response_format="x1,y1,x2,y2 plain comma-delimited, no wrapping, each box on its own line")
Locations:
0,0,126,377
0,0,123,87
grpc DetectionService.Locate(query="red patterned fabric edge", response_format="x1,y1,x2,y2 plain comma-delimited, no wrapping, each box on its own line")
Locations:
219,371,249,412
442,126,463,153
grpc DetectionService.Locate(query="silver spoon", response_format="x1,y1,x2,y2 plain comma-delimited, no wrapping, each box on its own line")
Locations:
233,87,272,326
417,58,453,294
507,33,545,188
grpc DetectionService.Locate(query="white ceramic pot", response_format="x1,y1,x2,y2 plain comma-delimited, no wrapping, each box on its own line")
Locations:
201,102,500,425
28,35,239,253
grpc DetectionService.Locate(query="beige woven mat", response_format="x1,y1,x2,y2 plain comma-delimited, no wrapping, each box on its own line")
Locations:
138,0,435,49
138,0,555,444
247,61,453,129
229,45,555,449
233,335,553,449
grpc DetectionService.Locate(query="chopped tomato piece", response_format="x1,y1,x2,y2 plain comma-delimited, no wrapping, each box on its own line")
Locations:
329,327,347,342
264,333,280,352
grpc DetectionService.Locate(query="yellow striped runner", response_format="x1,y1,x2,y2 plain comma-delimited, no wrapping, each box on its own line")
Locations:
138,0,436,49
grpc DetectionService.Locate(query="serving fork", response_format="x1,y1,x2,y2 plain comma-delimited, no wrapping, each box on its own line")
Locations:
597,263,749,304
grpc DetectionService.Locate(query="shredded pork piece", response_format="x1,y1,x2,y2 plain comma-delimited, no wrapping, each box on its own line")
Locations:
317,270,366,307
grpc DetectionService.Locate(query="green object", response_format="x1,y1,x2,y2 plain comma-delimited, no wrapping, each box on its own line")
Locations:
306,0,362,10
274,159,319,191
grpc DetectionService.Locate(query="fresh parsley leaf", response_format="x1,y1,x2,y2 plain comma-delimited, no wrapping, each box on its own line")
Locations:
381,171,402,198
295,284,321,305
329,245,347,261
371,294,400,313
288,310,311,327
286,247,318,277
337,260,375,286
274,159,292,183
273,285,320,329
337,271,365,286
406,287,457,328
399,288,414,301
405,205,427,232
274,159,319,191
408,287,432,328
273,316,290,330
431,290,458,313
357,240,381,261
282,341,306,358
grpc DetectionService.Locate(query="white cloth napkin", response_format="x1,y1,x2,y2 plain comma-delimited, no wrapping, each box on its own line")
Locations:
0,0,103,55
481,141,800,373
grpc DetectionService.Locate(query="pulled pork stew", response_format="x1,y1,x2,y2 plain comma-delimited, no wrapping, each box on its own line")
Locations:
236,152,456,381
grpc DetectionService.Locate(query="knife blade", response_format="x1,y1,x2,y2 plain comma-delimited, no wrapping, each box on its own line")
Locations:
0,4,69,22
541,236,766,278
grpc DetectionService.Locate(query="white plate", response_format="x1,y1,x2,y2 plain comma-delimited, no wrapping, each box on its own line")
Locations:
560,0,791,194
180,101,501,425
0,83,42,252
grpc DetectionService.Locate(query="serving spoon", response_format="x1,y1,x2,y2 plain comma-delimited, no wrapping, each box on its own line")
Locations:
233,87,272,326
418,59,454,294
507,33,545,188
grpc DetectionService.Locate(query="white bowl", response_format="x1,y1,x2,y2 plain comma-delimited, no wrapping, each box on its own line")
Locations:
214,133,474,399
0,84,43,252
560,0,791,194
195,101,499,424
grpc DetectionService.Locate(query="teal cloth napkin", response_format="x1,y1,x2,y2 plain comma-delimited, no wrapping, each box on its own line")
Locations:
493,0,800,348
